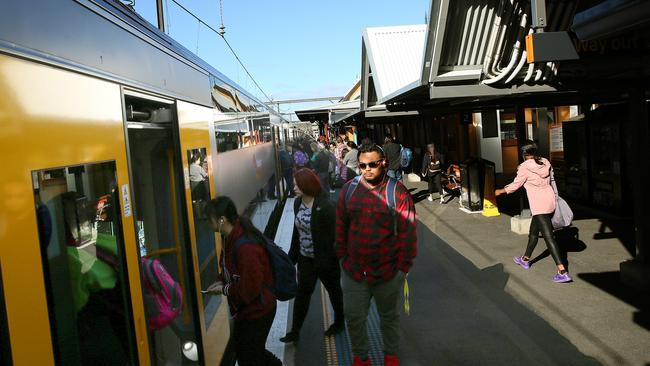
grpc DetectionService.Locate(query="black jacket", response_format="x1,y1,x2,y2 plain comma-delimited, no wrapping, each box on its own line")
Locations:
289,194,338,269
421,151,444,177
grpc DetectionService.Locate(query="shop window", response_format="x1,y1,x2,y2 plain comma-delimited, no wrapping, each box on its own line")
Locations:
32,162,136,366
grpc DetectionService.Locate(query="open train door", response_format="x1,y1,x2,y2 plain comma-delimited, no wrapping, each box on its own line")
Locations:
176,100,231,365
0,55,149,365
123,90,209,365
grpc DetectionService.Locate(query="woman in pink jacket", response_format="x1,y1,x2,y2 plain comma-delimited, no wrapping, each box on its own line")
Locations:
495,141,571,283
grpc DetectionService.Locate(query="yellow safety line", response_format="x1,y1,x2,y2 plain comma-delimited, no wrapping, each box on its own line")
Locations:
320,283,339,366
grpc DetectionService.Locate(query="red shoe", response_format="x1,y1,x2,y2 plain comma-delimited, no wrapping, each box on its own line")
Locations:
384,354,400,366
352,355,371,366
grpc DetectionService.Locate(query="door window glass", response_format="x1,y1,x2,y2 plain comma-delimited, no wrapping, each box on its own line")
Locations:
32,162,136,366
187,148,221,327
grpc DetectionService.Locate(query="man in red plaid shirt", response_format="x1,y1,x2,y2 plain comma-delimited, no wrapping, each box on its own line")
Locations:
336,143,417,366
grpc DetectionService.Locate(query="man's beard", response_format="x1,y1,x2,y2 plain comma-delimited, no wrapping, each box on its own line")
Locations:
364,171,385,186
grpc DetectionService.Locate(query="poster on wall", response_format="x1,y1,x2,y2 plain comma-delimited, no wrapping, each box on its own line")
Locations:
550,125,564,152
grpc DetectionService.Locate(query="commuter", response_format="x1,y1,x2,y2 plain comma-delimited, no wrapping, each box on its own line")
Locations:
359,136,373,149
343,141,359,175
279,144,295,197
310,142,335,193
336,144,417,366
204,197,283,366
189,153,209,201
421,143,445,203
335,135,347,160
495,140,572,283
382,135,402,181
279,168,345,343
293,142,310,169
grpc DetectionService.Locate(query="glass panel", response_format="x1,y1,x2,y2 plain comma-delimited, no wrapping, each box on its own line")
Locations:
499,109,517,140
187,148,221,328
127,121,201,365
32,162,136,366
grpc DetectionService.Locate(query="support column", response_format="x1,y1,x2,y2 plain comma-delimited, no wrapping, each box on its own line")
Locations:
515,105,528,216
620,87,650,289
537,108,550,157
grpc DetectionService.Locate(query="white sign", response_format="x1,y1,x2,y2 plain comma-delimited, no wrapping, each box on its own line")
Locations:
550,126,564,152
184,167,190,189
121,184,132,217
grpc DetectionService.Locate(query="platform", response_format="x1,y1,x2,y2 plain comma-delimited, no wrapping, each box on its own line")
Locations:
263,181,649,366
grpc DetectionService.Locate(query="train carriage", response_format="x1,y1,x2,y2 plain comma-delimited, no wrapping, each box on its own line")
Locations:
0,0,292,365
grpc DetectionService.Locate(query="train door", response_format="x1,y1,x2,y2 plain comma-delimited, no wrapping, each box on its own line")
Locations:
123,91,203,365
176,101,230,365
0,54,147,365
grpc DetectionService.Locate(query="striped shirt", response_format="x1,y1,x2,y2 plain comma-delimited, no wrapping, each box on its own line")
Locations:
336,176,417,283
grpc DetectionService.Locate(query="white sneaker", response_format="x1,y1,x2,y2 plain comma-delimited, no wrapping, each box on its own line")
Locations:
427,195,433,202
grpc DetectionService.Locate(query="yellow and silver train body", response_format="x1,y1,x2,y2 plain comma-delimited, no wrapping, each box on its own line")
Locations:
0,0,290,365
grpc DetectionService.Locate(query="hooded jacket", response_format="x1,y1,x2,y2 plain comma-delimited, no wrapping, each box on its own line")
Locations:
504,157,557,215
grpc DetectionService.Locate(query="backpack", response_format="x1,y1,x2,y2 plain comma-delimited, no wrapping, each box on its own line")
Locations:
234,236,298,302
400,147,413,168
141,257,183,330
344,176,399,236
293,150,308,167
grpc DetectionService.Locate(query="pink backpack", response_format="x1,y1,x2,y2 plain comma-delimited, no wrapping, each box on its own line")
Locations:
141,258,183,330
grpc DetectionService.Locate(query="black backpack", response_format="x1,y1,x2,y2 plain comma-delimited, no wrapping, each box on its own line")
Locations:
234,236,298,301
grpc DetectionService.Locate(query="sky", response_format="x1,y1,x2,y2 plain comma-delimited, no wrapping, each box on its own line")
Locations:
133,0,430,118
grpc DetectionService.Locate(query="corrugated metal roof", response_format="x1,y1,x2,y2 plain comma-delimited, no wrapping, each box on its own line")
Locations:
430,0,578,87
363,24,427,101
295,99,360,114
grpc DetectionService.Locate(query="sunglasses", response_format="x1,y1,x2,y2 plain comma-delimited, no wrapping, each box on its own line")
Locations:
359,159,384,170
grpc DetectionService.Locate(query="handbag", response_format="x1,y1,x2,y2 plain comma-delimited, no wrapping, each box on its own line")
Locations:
552,196,573,229
549,167,573,229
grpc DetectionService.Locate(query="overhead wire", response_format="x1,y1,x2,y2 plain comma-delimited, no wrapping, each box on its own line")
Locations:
168,0,273,103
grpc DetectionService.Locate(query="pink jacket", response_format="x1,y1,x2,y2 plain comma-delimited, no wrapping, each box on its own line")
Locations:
504,158,557,215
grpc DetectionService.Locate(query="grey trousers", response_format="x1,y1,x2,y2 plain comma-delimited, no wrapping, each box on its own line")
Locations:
341,270,405,358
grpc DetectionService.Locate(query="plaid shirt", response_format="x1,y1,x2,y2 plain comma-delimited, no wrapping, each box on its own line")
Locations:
336,176,417,283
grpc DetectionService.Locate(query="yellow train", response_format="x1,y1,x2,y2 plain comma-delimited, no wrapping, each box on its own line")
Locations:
0,1,298,364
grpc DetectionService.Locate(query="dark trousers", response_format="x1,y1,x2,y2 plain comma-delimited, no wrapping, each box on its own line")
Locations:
525,214,563,266
427,172,442,194
317,171,332,193
283,169,294,196
233,307,282,366
291,255,344,332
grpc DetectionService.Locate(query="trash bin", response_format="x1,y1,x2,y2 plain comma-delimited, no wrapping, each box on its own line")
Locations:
460,158,496,212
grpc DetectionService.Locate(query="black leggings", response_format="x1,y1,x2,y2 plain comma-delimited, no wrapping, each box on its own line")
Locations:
291,255,344,332
233,307,282,366
427,172,442,194
525,214,562,266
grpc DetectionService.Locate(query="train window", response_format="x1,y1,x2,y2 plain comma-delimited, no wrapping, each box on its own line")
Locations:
215,131,243,152
31,162,136,366
187,148,221,327
211,78,239,112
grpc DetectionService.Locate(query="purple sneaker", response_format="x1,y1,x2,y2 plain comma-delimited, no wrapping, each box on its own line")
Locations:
552,272,572,283
513,256,530,269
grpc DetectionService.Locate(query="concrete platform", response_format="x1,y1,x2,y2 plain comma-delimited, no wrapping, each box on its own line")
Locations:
272,181,649,366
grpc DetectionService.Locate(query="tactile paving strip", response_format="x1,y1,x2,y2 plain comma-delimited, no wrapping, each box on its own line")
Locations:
320,284,384,366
